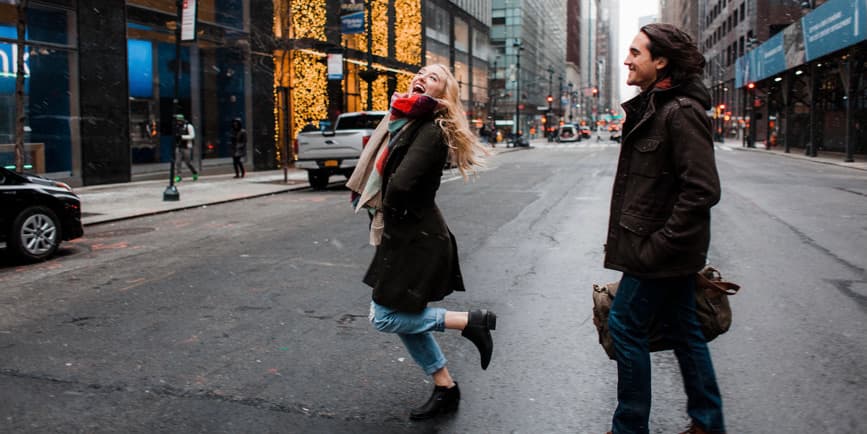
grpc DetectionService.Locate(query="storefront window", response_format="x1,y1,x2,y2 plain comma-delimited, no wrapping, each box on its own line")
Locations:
128,0,246,29
0,5,77,174
127,6,249,166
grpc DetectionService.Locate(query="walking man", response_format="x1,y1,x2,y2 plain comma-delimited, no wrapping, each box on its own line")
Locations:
604,23,724,434
174,114,198,182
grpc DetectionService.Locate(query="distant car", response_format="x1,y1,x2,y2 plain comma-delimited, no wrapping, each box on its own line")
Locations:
579,125,592,139
557,124,581,142
0,167,83,261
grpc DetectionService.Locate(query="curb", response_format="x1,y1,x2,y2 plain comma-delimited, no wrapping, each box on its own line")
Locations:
82,182,311,227
729,146,866,172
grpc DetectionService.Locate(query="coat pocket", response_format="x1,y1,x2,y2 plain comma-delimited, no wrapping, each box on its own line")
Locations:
619,213,665,237
629,138,666,177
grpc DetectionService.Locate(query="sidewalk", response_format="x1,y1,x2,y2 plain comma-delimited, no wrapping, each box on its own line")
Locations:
77,168,310,226
720,137,867,172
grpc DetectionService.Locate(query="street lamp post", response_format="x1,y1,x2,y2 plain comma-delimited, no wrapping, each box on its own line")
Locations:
358,0,378,110
490,55,499,129
547,66,554,141
163,0,184,202
558,74,563,118
513,41,523,143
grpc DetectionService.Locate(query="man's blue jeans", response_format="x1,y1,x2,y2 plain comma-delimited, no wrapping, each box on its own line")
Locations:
608,273,725,434
369,301,448,375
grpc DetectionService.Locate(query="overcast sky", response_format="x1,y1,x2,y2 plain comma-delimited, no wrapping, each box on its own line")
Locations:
617,1,659,103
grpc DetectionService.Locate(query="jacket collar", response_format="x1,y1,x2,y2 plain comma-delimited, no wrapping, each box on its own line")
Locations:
620,82,681,143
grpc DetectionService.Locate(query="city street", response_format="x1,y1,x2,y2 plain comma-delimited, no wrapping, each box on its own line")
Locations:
1,141,866,433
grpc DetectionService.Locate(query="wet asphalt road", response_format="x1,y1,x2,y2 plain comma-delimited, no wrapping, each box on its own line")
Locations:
1,142,865,433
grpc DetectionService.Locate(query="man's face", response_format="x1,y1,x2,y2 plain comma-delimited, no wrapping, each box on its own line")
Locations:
624,32,667,91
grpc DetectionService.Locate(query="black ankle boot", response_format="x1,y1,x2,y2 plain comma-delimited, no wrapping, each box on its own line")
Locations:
461,309,496,370
409,382,460,420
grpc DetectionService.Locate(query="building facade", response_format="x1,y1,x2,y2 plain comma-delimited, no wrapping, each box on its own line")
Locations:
728,0,865,158
659,0,699,41
0,0,272,186
423,0,492,129
490,0,567,138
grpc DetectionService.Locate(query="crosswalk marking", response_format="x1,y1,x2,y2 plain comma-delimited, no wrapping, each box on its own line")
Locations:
531,142,620,149
529,143,733,152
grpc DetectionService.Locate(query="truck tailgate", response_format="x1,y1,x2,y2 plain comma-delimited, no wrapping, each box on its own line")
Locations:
297,131,364,160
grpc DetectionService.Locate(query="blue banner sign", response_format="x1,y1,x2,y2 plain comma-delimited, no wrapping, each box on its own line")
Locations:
736,0,867,87
802,0,867,62
341,11,365,34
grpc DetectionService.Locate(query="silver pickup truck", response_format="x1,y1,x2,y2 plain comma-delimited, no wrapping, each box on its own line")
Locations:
295,111,387,189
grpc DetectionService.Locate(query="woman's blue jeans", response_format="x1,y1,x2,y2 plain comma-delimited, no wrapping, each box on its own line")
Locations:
608,273,725,434
369,301,448,375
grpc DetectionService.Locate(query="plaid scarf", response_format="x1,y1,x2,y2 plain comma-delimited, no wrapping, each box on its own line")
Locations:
346,94,438,245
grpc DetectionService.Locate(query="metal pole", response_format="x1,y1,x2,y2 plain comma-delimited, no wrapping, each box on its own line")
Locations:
844,53,854,162
807,63,817,156
514,42,521,144
163,0,182,201
365,0,373,111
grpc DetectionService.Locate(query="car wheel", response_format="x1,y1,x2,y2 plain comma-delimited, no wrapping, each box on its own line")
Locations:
9,205,61,261
308,170,329,190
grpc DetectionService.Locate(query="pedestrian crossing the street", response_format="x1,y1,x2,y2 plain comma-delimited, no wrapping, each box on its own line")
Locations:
530,141,620,149
527,141,735,152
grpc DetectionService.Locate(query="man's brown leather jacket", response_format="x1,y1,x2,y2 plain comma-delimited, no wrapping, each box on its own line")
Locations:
604,80,721,278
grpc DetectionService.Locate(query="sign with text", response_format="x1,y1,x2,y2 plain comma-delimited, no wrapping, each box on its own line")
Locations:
341,11,365,34
327,53,344,80
802,0,867,61
181,0,198,41
735,0,867,88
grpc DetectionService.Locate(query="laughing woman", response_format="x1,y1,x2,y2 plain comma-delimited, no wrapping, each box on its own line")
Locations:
346,64,496,420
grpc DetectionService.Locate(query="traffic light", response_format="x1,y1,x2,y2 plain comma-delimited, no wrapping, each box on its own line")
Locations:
718,104,726,111
747,82,755,90
592,87,598,97
546,95,553,103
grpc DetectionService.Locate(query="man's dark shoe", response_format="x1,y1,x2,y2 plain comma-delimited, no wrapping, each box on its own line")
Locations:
409,383,460,420
461,309,496,370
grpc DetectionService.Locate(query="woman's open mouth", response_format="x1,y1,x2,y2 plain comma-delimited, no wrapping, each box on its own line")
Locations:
412,84,425,94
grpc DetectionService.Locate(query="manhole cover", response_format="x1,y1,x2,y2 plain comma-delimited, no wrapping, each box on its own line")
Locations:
86,227,156,238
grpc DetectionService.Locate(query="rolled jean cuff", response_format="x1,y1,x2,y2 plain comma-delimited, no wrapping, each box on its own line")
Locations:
420,355,448,375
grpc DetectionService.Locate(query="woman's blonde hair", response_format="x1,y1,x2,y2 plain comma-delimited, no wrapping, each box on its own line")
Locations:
426,64,488,179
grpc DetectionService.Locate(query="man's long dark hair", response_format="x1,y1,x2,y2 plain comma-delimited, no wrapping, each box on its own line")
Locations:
640,23,706,85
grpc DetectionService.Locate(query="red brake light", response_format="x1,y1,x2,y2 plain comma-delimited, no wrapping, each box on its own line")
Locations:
362,135,371,147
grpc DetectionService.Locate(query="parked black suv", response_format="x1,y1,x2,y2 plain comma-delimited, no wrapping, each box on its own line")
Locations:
1,167,84,261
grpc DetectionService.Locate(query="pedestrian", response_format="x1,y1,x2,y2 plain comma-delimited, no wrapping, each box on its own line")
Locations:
231,118,247,178
478,123,490,144
346,64,495,421
604,24,724,434
174,114,198,182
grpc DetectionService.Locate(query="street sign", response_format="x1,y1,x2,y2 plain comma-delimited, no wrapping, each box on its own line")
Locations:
327,53,343,80
341,11,364,34
180,0,198,42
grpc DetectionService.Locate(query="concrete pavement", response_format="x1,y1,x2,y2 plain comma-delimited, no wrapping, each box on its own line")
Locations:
75,137,863,227
77,169,310,226
720,137,867,171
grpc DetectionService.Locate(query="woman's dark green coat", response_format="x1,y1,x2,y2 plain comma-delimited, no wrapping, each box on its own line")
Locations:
363,116,465,312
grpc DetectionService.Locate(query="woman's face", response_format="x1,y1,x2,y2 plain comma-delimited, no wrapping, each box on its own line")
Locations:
410,66,447,98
